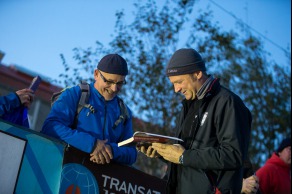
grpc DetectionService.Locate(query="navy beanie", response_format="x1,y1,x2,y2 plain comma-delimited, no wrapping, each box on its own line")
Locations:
97,54,128,75
166,48,206,76
277,137,291,153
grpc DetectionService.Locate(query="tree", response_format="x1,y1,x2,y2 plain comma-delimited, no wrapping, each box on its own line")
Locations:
58,0,291,177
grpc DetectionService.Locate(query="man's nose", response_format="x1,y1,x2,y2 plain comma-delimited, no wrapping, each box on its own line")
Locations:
110,84,118,92
174,85,181,93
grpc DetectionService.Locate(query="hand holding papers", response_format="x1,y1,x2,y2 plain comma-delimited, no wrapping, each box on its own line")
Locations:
118,131,183,147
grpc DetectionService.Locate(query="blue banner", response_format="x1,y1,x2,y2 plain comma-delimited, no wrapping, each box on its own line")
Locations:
0,120,65,194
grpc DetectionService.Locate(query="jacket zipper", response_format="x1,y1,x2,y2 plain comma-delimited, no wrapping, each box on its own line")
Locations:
103,101,107,140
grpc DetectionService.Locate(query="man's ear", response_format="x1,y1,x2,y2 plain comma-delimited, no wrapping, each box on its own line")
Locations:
194,71,203,80
94,69,99,80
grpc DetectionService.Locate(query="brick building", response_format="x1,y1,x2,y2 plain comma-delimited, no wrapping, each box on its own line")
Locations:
0,62,62,131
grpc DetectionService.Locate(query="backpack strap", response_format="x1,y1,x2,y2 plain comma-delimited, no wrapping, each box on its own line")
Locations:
77,81,91,114
72,81,95,128
113,97,129,129
51,88,67,107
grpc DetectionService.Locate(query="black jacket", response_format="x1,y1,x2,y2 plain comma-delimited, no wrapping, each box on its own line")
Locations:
166,78,252,194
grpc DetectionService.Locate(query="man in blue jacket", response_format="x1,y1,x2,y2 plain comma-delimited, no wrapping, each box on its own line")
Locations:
42,54,137,165
0,88,34,127
139,48,252,193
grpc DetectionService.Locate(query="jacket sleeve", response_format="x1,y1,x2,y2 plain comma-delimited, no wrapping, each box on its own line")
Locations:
41,86,97,153
0,93,21,116
109,109,137,165
184,94,251,170
243,157,255,178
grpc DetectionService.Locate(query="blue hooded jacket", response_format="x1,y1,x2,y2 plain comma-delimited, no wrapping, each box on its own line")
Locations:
41,83,137,165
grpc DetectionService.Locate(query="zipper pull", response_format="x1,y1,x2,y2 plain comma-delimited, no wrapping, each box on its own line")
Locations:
66,144,70,151
84,104,95,116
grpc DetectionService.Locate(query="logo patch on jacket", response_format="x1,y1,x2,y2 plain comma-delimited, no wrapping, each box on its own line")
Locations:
200,112,208,126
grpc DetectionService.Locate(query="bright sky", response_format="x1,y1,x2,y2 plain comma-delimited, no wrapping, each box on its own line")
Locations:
0,0,291,83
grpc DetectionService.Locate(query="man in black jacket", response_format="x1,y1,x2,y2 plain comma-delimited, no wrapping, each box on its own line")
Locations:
139,48,252,194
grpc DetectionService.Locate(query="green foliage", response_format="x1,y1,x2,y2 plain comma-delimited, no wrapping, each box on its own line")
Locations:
58,0,291,177
109,0,192,129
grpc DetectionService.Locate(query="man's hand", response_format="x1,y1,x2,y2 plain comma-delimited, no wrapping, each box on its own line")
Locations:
16,88,34,108
241,175,259,194
136,144,160,158
151,143,185,164
90,139,113,164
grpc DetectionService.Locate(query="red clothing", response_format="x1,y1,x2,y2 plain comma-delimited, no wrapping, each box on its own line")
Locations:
256,153,291,194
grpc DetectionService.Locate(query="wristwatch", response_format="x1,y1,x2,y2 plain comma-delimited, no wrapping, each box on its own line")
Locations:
179,154,184,165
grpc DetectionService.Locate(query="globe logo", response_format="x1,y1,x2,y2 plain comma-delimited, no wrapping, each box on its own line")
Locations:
59,163,99,194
